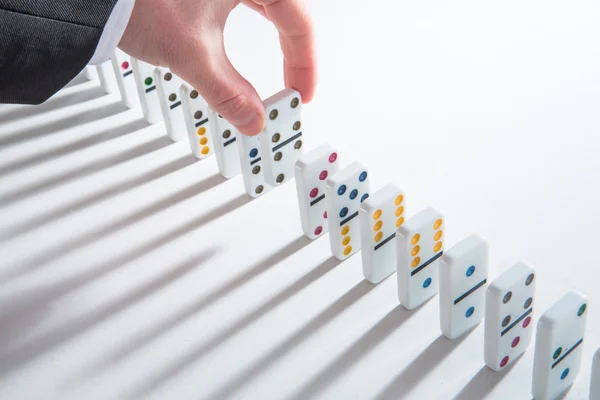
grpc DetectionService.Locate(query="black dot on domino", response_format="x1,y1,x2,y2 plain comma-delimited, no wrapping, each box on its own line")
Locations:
503,291,512,304
269,109,278,120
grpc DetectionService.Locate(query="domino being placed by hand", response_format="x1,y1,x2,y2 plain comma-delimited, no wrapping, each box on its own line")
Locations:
359,184,405,284
325,162,370,260
532,290,588,400
180,83,213,159
111,48,139,108
236,131,272,198
96,60,118,94
259,88,304,186
155,68,187,142
484,262,536,371
294,143,340,239
131,58,162,124
439,234,488,339
590,348,600,400
207,110,241,179
396,207,444,310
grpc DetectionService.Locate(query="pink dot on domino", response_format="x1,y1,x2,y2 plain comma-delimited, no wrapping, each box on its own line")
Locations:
314,226,323,236
319,170,328,180
310,188,319,198
329,153,338,163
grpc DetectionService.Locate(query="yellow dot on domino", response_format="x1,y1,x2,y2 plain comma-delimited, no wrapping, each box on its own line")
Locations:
344,246,352,256
197,127,206,136
434,241,443,252
374,220,383,231
374,232,383,242
411,245,420,256
395,194,404,205
201,147,210,155
396,217,404,228
412,257,421,268
434,230,443,241
373,209,382,220
341,226,350,235
434,219,443,230
396,206,404,217
342,236,351,246
411,234,420,245
199,137,208,146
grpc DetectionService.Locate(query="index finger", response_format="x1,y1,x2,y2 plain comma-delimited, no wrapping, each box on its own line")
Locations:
254,0,317,103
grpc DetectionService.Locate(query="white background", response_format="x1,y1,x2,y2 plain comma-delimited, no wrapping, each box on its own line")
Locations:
1,0,600,399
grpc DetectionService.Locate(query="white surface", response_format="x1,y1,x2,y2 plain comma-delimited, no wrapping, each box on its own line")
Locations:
1,1,600,399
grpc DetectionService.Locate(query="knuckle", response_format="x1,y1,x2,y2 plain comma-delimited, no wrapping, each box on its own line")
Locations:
214,92,251,118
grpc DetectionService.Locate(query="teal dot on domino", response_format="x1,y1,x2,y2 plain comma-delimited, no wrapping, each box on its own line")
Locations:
349,189,358,200
359,171,368,182
337,185,347,196
423,278,432,288
466,307,475,318
249,148,258,158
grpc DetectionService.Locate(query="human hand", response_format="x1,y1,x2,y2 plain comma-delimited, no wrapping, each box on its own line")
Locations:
118,0,317,136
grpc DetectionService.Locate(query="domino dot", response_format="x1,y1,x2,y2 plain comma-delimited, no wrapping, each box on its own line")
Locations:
361,194,369,203
434,231,443,241
194,111,203,119
121,61,130,70
249,148,258,158
324,211,328,218
500,356,509,368
199,137,208,146
412,257,421,268
310,188,319,198
349,189,358,200
525,273,535,286
359,171,368,182
342,236,351,246
319,171,328,180
553,348,562,360
341,226,350,235
294,140,303,150
314,226,323,236
340,207,349,218
466,266,476,277
201,147,210,155
396,217,404,227
164,73,172,81
578,304,587,317
144,77,153,86
274,152,283,162
291,97,300,108
395,194,404,205
524,297,533,309
502,315,511,327
523,316,532,328
169,94,177,102
197,127,206,136
269,109,278,120
190,90,199,99
252,166,261,175
293,121,301,131
503,292,512,304
374,232,383,242
255,185,264,194
511,337,520,348
434,242,443,252
465,307,474,318
373,210,382,220
374,220,383,231
343,246,352,256
411,234,420,245
561,368,570,380
276,174,285,183
434,219,443,230
423,278,432,288
395,206,404,217
329,153,338,163
223,130,231,139
272,133,281,143
411,245,421,256
338,185,347,196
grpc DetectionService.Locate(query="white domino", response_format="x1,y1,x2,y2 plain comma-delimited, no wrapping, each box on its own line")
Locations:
154,68,187,142
359,184,405,284
532,290,588,400
207,110,241,179
396,207,444,310
259,88,304,186
439,234,489,339
484,262,536,371
110,48,139,108
236,131,272,198
131,58,163,124
325,162,370,260
294,144,341,240
95,60,118,94
590,348,600,400
179,83,213,159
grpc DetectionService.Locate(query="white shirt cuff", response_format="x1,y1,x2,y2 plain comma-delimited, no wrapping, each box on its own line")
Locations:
89,0,136,65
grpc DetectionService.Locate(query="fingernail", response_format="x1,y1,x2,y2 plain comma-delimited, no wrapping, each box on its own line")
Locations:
235,111,264,136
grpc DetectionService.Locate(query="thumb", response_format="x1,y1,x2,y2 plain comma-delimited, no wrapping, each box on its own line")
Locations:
170,38,265,136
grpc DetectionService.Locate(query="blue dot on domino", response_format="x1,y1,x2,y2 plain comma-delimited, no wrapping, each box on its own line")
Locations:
466,306,475,318
466,266,475,277
349,189,358,200
337,185,347,196
360,193,369,203
423,277,432,288
249,148,258,158
561,368,570,380
359,171,368,182
340,207,348,218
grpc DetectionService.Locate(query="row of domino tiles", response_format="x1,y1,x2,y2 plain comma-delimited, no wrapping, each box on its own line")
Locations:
82,53,600,400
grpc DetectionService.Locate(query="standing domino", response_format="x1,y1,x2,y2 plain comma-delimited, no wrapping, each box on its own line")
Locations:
180,83,213,159
236,132,272,198
111,49,139,108
325,162,370,260
207,110,241,179
532,291,588,400
131,58,163,124
590,348,600,400
484,262,536,371
96,60,118,94
294,144,340,240
259,89,304,186
155,68,187,142
439,234,489,339
359,184,405,284
396,207,444,310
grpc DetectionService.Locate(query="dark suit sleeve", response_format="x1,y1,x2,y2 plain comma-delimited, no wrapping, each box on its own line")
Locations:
0,0,119,105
